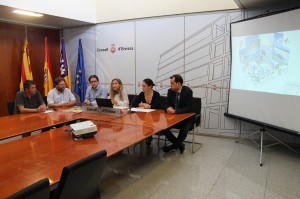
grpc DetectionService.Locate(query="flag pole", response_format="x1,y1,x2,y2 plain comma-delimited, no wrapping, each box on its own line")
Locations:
25,26,27,40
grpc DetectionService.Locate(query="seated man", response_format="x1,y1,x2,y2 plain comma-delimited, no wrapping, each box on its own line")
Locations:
84,75,108,106
47,77,77,108
14,80,46,114
163,74,194,153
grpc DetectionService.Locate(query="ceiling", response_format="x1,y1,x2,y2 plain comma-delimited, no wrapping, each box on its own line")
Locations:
0,1,299,29
233,0,300,9
0,5,93,29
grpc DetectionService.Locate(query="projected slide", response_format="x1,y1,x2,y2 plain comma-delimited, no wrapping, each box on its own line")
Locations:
231,30,300,96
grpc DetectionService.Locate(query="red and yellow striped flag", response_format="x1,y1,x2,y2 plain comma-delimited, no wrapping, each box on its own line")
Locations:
44,37,54,95
19,39,33,90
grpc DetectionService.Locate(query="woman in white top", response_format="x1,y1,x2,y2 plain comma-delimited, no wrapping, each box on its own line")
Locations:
108,78,129,107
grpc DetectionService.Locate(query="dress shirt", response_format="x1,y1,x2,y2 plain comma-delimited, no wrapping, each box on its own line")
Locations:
85,84,108,106
47,88,76,104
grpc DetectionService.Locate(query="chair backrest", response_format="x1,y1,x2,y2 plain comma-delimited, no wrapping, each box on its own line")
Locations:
160,96,167,110
6,178,50,199
128,94,137,106
192,97,202,127
52,150,107,199
43,96,48,106
7,101,15,115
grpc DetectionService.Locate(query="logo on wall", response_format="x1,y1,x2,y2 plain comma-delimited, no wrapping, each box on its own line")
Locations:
97,43,134,54
110,44,116,53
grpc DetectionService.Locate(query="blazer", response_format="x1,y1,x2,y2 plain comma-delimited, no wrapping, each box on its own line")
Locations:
165,86,193,114
132,90,161,109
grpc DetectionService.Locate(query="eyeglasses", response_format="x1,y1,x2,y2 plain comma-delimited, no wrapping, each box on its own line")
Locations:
90,81,98,83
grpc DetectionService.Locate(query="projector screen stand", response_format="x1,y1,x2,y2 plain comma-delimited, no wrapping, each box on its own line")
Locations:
236,127,298,167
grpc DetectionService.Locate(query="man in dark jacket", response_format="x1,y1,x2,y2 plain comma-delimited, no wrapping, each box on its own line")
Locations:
163,74,194,153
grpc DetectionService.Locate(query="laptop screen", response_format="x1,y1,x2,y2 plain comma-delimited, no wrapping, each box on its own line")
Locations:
96,98,113,108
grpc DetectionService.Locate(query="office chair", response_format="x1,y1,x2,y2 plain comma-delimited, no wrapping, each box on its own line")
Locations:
7,101,15,115
156,97,203,153
43,96,48,106
128,94,137,106
155,96,167,148
6,178,50,199
51,150,107,199
185,97,203,153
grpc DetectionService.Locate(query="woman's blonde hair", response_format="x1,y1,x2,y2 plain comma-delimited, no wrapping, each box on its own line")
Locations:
109,78,124,100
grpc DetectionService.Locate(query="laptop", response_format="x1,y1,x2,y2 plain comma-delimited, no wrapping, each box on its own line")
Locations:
96,98,113,108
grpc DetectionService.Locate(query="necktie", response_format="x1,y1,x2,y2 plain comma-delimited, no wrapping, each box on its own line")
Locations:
175,92,180,109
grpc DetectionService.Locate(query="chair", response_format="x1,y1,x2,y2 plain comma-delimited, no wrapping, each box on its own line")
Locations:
51,150,107,199
155,96,167,147
186,97,203,153
6,178,50,199
157,96,203,153
7,101,15,115
128,94,137,106
43,96,48,106
159,96,167,110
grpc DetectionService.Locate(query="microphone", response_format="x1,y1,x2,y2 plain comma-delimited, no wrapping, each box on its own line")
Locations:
127,93,139,114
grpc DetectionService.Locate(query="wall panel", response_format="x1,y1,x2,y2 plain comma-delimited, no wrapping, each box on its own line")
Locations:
0,22,60,116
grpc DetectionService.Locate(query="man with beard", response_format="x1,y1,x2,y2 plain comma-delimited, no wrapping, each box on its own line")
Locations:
47,77,77,108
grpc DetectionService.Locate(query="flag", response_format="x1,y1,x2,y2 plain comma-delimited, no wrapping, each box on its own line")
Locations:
43,37,54,96
60,38,71,89
19,39,33,90
74,39,87,103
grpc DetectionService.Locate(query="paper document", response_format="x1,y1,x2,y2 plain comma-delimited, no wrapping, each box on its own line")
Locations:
63,107,83,113
130,108,155,113
44,110,54,113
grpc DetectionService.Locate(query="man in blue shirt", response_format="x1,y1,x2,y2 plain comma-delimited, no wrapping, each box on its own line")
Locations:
84,75,108,106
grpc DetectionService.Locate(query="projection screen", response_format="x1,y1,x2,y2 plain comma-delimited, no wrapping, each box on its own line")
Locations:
228,8,300,133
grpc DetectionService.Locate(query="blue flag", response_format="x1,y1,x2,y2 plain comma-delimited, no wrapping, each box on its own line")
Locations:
74,39,87,103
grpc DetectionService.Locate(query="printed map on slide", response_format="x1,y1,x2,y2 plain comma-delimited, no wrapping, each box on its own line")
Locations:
238,32,290,86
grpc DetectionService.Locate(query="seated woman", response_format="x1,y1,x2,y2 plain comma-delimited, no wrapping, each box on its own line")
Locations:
108,78,129,108
133,78,160,109
133,78,160,147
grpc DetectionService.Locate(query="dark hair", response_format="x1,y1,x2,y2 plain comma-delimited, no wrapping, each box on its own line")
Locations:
89,75,99,82
54,77,66,85
143,78,155,88
23,80,36,90
170,74,183,85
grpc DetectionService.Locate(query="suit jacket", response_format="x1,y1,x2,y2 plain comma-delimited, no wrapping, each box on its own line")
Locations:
165,86,193,114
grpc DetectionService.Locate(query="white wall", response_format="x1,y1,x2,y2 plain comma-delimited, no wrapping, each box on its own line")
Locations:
0,0,238,24
96,0,238,23
0,0,96,22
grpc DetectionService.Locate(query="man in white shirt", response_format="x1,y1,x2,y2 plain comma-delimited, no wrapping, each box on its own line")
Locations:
47,77,77,108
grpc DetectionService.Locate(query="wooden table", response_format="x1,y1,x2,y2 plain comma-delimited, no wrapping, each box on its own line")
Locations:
0,109,195,198
0,109,194,141
78,109,194,130
115,109,194,129
0,111,77,141
0,121,156,198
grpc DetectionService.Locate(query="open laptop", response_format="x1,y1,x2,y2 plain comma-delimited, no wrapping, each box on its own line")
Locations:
96,98,113,108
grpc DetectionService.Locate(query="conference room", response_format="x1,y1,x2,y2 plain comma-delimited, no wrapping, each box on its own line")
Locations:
0,1,300,199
